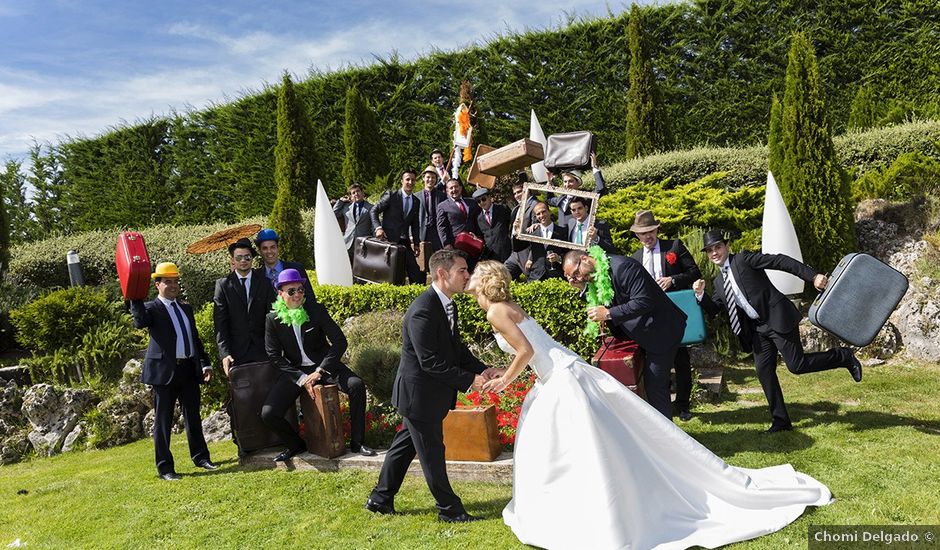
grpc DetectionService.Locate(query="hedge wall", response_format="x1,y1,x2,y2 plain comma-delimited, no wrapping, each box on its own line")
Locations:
28,0,940,232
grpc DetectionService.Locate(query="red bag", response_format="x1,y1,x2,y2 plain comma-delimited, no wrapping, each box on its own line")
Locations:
591,337,646,396
116,231,152,300
455,232,484,257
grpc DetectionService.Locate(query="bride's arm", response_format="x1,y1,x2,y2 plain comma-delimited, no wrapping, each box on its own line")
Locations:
482,304,534,393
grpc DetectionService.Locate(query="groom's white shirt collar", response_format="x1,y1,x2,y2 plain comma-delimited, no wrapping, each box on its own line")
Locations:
430,283,452,308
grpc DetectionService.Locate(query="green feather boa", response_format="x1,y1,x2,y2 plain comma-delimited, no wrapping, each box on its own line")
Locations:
272,296,309,326
584,245,614,338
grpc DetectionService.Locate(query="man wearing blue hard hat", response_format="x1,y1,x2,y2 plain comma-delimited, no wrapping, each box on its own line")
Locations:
255,228,313,296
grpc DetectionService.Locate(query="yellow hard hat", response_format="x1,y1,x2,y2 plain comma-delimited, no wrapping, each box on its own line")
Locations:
151,262,181,279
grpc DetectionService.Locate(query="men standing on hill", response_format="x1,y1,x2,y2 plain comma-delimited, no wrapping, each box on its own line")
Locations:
630,211,701,421
130,262,218,480
256,228,314,296
371,168,424,284
333,183,375,264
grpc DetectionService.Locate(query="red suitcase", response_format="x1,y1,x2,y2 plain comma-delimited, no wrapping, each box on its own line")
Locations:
591,337,646,397
455,232,484,257
116,231,152,300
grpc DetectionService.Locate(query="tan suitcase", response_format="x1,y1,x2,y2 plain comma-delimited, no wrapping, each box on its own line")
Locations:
300,384,345,459
467,144,497,188
477,139,545,176
442,404,502,461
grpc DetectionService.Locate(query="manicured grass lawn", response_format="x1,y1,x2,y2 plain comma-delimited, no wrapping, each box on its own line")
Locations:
2,358,939,549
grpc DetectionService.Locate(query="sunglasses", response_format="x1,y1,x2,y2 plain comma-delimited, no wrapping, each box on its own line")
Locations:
233,254,253,261
284,287,305,297
565,258,588,282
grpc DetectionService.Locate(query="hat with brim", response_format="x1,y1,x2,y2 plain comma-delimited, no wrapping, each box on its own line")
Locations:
561,169,583,183
152,262,180,279
276,268,305,289
228,237,257,257
701,229,729,251
630,210,661,233
471,187,489,199
255,228,279,246
421,165,438,177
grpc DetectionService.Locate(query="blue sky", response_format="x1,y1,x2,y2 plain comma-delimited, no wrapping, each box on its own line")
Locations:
0,0,636,163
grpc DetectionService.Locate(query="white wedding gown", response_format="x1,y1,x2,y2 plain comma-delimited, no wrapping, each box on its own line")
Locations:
496,317,832,550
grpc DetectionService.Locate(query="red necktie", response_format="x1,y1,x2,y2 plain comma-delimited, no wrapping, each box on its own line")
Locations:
457,200,467,217
484,209,492,226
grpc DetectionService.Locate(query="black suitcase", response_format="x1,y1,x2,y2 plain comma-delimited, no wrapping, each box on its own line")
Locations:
229,361,298,453
353,237,406,285
808,253,908,347
544,131,596,172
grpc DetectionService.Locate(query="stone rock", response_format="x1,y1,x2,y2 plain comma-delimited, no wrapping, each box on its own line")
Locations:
0,379,24,425
61,422,85,452
689,344,722,370
22,384,98,456
0,365,31,387
890,283,940,363
82,359,156,449
202,409,232,442
799,320,902,360
0,424,31,464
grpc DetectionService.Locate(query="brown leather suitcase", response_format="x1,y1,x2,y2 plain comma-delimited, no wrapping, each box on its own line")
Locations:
467,144,497,188
477,138,545,176
300,384,345,459
591,337,646,397
115,231,152,300
229,361,298,453
353,237,406,285
442,404,502,461
544,131,596,172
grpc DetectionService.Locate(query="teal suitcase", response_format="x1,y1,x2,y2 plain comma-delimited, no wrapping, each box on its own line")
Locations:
667,289,706,345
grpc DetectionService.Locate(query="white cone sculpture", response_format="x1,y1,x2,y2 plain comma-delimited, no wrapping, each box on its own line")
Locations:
529,109,548,183
314,179,353,286
762,171,804,295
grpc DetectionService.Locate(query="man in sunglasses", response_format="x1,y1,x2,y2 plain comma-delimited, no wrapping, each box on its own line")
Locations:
262,269,375,460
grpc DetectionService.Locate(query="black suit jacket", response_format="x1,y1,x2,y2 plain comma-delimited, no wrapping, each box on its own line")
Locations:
510,196,538,232
475,203,512,261
264,298,348,384
546,170,608,227
436,197,480,248
371,189,420,245
631,238,701,291
334,199,375,249
392,288,486,421
567,217,617,254
606,255,687,355
130,298,210,386
418,183,447,247
508,223,567,281
213,268,276,364
699,251,816,350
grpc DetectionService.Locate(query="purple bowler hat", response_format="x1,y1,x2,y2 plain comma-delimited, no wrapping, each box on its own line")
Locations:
275,268,306,289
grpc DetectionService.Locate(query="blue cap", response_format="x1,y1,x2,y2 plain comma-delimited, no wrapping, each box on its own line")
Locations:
255,228,279,246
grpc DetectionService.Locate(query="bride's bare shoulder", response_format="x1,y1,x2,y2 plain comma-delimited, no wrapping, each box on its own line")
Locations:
487,301,527,324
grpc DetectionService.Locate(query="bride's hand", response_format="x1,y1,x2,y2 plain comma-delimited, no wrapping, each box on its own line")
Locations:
482,376,510,393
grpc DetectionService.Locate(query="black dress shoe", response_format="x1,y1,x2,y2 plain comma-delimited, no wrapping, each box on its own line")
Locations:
678,410,693,422
848,355,863,382
352,445,377,457
274,446,306,462
439,512,483,523
365,498,396,515
159,472,182,481
196,460,219,470
764,424,793,434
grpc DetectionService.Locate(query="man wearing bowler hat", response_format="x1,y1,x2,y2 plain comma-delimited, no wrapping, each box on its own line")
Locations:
692,230,863,433
630,211,701,421
130,262,218,480
262,269,375,460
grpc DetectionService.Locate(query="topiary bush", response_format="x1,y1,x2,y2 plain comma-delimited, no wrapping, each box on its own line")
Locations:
343,310,404,403
0,275,41,352
10,287,121,353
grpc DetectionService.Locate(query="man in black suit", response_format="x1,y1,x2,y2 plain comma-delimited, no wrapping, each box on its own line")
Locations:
566,196,617,254
510,173,538,230
472,188,512,262
262,269,375,460
418,165,447,252
130,262,218,480
333,183,375,264
630,211,701,421
255,228,313,296
546,152,608,227
506,201,566,281
564,250,688,419
371,168,424,284
367,250,499,522
692,230,863,433
436,178,480,249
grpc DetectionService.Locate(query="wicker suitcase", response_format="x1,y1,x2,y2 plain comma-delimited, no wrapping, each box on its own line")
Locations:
477,139,545,176
591,337,646,396
353,237,406,285
116,231,152,300
808,252,908,347
229,361,298,453
300,383,345,459
667,289,706,345
544,131,596,172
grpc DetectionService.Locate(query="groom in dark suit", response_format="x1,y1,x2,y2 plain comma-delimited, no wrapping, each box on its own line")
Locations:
367,250,498,522
563,250,688,419
692,230,862,432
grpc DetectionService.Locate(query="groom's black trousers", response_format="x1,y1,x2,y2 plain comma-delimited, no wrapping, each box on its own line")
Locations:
644,348,677,419
370,416,465,516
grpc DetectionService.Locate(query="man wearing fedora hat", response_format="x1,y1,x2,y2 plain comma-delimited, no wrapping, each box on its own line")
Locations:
131,262,218,480
263,269,375,460
546,152,607,227
418,164,448,253
631,210,701,421
692,230,863,433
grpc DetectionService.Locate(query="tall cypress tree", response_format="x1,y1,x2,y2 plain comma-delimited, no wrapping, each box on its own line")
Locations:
275,72,319,208
625,3,670,159
847,86,878,131
778,33,855,272
767,93,783,178
342,85,390,196
0,163,12,273
0,160,33,244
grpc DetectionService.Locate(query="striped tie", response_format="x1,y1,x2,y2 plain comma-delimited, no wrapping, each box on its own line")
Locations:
721,266,742,336
445,302,456,335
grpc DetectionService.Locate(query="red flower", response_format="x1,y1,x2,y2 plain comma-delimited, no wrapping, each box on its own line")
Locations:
665,251,677,265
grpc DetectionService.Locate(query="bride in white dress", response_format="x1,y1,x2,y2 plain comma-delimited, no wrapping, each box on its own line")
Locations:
467,261,832,550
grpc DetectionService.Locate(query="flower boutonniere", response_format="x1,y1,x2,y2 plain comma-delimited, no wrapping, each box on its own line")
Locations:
665,251,678,265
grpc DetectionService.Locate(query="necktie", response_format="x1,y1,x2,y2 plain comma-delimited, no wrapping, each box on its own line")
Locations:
403,195,411,217
445,302,456,335
457,200,467,217
560,196,569,213
721,266,742,336
354,202,361,222
645,250,656,277
239,277,249,302
268,268,276,281
576,223,583,245
484,209,492,226
171,302,192,358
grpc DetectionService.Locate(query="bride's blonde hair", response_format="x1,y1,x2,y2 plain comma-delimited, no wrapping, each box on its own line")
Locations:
472,260,512,303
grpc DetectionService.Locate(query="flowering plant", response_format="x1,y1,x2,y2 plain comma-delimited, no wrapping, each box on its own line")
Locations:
457,370,537,448
338,397,403,449
665,251,678,265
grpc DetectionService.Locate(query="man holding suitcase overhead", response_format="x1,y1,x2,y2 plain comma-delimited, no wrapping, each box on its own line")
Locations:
692,229,863,433
130,262,218,480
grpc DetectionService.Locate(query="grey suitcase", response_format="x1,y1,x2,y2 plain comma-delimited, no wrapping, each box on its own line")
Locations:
808,253,908,347
544,131,596,172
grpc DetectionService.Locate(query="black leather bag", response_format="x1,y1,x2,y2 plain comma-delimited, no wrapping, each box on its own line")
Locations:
544,131,596,171
229,361,298,453
353,237,406,285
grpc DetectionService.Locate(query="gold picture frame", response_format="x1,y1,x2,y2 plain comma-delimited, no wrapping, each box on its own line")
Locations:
513,183,599,251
